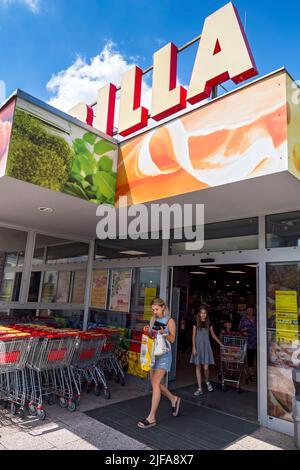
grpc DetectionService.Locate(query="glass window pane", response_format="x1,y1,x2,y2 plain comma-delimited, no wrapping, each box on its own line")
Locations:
5,252,18,268
95,237,162,260
170,218,258,255
12,272,22,302
267,262,300,422
34,234,89,266
28,272,42,302
17,251,25,268
0,227,28,269
55,272,71,304
0,272,15,301
41,272,58,303
46,242,89,265
267,211,300,248
71,271,86,304
32,247,45,266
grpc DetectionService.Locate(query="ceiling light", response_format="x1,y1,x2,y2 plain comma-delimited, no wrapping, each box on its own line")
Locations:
226,271,246,274
38,207,54,214
120,250,148,256
190,272,207,275
246,265,257,268
199,266,221,269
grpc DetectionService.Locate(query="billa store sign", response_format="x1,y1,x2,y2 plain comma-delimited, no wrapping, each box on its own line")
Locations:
69,2,258,138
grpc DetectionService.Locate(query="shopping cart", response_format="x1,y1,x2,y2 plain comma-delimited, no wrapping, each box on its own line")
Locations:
96,329,126,387
220,334,248,393
70,332,110,401
26,332,77,419
0,332,32,418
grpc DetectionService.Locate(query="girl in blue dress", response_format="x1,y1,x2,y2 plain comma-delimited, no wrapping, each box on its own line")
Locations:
190,306,223,396
138,298,181,429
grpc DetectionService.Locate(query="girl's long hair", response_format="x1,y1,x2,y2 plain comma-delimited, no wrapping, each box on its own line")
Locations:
151,298,170,317
196,305,210,330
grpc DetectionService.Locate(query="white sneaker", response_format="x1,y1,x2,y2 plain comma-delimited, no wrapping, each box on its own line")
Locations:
194,388,203,396
206,382,213,392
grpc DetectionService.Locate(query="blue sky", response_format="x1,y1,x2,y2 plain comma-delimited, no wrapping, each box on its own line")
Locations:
0,0,299,110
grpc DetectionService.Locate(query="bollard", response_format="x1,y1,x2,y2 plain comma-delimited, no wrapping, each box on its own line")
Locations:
292,369,300,450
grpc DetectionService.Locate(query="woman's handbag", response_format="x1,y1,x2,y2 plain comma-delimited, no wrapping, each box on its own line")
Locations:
154,333,171,356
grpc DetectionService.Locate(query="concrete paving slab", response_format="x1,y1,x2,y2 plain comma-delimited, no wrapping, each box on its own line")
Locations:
55,439,98,451
0,431,54,450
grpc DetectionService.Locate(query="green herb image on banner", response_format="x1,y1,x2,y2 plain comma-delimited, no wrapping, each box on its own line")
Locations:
7,109,74,192
6,107,117,206
64,132,117,205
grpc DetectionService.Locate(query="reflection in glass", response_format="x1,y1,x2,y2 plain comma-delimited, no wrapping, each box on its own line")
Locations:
46,242,89,265
267,211,300,248
170,218,259,255
41,272,58,303
0,272,15,301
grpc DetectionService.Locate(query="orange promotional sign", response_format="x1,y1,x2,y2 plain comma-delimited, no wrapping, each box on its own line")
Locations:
70,2,258,138
116,72,288,205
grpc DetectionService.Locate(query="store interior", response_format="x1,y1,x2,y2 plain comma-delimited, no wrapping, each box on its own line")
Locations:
172,264,258,420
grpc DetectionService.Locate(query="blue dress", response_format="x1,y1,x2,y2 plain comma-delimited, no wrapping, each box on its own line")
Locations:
190,322,215,366
152,316,172,373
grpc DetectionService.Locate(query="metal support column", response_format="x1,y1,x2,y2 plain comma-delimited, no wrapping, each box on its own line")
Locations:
258,215,268,426
83,240,95,331
19,230,36,304
160,239,169,302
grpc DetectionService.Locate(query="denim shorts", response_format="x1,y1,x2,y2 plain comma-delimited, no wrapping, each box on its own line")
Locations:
152,351,172,373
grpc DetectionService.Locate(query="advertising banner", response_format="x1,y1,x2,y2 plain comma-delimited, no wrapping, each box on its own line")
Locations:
5,98,118,206
275,290,298,344
117,72,288,205
0,99,15,178
91,269,109,309
55,271,71,304
144,287,157,321
109,269,132,313
71,271,87,304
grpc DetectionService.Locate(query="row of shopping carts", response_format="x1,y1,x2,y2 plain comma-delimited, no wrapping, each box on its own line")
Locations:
0,325,126,421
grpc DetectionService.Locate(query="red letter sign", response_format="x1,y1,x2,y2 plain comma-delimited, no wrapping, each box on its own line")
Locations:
95,83,116,137
118,66,148,137
151,42,187,121
187,2,258,105
68,103,94,126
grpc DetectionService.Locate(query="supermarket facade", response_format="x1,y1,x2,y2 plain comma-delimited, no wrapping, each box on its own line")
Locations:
1,2,300,436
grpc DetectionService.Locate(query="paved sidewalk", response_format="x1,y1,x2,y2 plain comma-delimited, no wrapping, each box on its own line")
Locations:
0,382,297,450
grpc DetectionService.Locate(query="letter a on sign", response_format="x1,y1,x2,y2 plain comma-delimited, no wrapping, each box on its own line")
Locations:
187,2,258,105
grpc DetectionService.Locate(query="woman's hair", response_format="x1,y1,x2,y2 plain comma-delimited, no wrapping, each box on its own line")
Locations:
151,298,170,317
195,305,210,330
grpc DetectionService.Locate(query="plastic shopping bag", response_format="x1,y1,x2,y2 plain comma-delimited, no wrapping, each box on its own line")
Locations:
154,333,171,357
140,334,155,372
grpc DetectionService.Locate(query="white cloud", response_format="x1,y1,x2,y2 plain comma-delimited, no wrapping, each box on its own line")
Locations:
0,0,40,13
46,41,152,118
